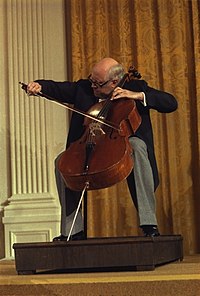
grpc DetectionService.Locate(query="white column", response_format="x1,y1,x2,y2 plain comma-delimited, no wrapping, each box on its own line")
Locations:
2,0,68,258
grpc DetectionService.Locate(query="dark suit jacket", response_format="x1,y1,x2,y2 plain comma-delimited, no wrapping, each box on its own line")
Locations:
36,78,178,190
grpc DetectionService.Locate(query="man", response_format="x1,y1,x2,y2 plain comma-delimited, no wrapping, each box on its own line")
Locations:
27,57,178,240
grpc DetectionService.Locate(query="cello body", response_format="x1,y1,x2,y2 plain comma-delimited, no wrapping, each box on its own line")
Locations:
58,98,141,191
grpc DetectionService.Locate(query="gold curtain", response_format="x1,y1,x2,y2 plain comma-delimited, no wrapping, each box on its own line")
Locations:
65,0,200,255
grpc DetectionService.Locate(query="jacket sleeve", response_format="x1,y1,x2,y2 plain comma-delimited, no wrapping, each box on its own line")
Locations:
145,86,178,113
35,79,78,104
127,79,178,113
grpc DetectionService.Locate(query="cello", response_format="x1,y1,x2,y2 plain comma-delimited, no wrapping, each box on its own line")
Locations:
57,67,142,191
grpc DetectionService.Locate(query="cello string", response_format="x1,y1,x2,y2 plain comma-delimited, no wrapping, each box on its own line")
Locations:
98,99,112,119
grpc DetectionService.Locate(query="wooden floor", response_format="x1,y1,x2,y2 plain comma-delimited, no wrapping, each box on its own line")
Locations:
0,255,200,296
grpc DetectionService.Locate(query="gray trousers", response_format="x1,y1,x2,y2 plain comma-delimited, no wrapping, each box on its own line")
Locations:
55,137,158,236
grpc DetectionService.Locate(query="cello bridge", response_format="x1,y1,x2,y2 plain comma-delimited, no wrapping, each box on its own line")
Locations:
89,122,105,137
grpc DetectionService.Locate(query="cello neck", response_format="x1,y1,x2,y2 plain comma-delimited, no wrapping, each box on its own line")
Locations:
97,73,129,119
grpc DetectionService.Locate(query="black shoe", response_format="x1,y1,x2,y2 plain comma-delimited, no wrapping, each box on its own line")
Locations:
53,230,86,242
53,234,68,242
141,225,160,237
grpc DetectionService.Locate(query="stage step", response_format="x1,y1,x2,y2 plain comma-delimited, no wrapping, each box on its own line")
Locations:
13,235,183,275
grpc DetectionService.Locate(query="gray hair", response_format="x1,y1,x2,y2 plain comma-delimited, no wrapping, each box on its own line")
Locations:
107,63,125,80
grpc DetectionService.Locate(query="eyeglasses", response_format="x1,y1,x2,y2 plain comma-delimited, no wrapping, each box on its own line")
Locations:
88,74,112,88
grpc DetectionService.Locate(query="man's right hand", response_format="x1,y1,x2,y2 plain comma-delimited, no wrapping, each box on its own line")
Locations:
27,81,42,95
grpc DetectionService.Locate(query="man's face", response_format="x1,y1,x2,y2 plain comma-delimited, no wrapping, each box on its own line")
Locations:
88,73,116,99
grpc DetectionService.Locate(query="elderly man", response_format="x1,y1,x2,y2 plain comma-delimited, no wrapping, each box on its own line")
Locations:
27,57,178,240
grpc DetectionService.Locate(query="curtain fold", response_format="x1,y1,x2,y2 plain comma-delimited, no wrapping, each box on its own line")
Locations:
64,0,200,255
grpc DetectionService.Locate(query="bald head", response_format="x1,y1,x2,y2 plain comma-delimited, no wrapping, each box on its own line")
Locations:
93,58,118,73
91,58,121,81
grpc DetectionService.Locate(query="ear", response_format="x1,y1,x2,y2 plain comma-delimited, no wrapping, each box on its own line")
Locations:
112,79,118,87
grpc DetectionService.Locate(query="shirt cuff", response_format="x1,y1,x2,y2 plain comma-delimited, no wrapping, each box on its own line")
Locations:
141,92,147,106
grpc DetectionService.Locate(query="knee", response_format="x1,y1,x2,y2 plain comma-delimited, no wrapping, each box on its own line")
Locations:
54,155,60,169
129,137,147,154
54,151,65,169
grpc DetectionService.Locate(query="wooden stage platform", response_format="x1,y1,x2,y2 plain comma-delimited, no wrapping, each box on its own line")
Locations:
13,235,183,275
0,254,200,296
